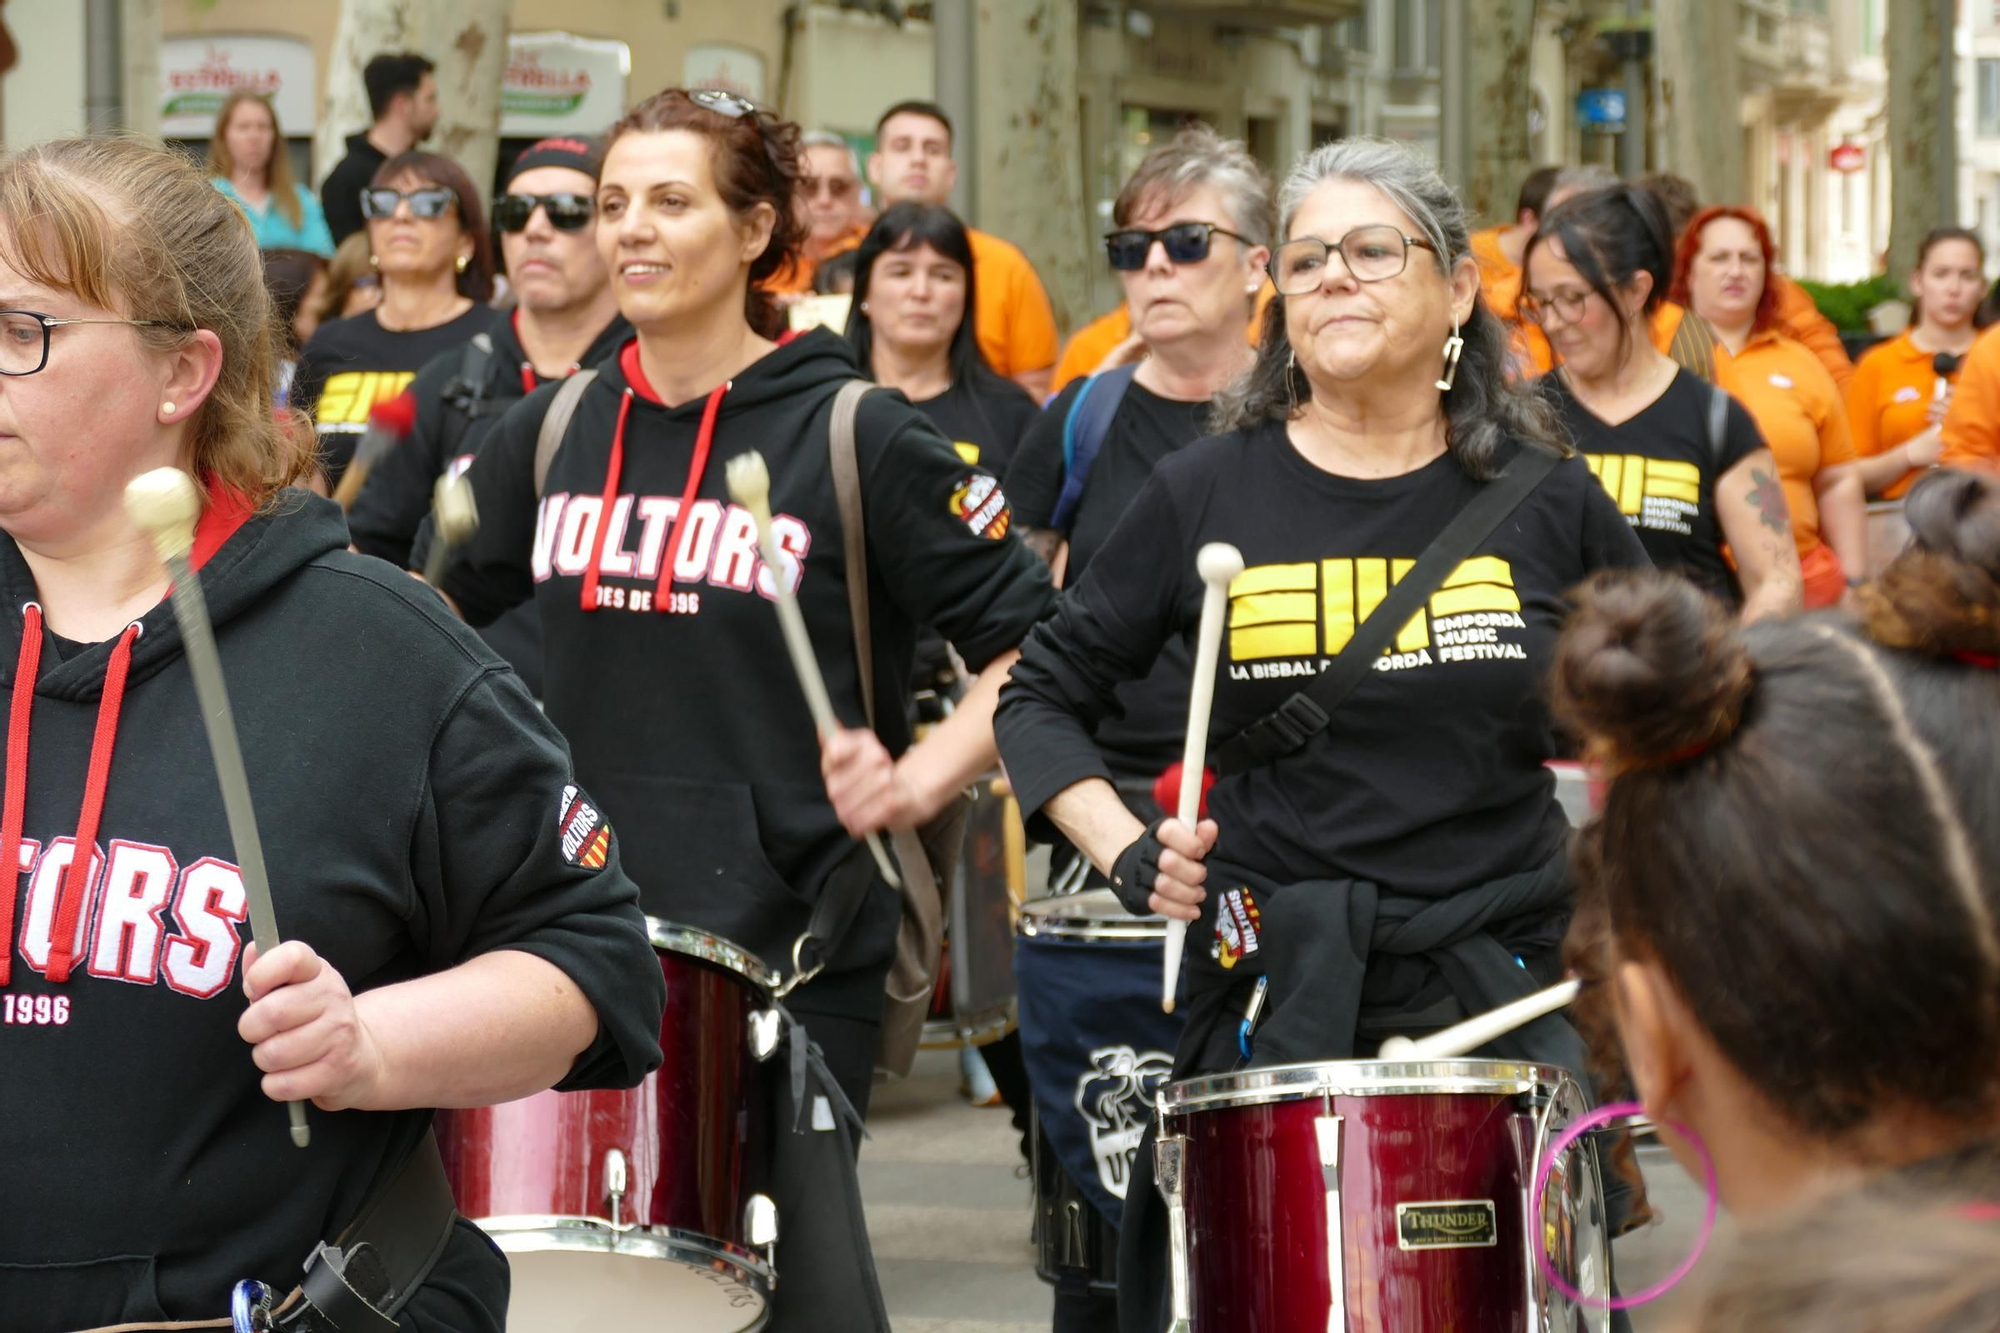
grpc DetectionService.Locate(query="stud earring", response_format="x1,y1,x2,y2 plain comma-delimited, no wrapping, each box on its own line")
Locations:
455,254,470,274
1437,315,1465,393
160,402,176,417
859,301,869,314
368,253,379,269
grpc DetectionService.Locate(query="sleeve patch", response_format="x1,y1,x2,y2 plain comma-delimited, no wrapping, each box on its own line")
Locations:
950,472,1012,540
557,783,614,871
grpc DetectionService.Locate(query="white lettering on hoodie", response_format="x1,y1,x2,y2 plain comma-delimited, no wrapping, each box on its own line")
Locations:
532,492,810,600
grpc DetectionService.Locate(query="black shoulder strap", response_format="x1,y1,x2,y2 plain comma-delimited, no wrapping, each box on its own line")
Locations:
441,332,495,417
1214,443,1565,775
1706,383,1730,471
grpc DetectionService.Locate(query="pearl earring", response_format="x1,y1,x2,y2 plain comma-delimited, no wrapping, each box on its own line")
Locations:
160,402,176,416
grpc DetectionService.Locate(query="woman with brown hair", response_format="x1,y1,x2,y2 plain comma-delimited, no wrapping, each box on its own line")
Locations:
0,134,662,1333
206,91,333,258
291,150,496,491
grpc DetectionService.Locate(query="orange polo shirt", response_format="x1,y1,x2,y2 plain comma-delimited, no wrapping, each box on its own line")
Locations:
762,221,870,297
969,228,1059,379
1716,329,1854,557
1050,287,1276,395
1773,275,1853,392
1470,226,1516,295
1941,321,2000,474
1847,332,1962,500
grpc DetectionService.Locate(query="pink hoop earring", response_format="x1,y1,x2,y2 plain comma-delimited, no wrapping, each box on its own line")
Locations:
1532,1100,1718,1309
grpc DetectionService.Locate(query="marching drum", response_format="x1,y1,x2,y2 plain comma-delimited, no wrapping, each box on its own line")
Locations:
439,921,783,1333
923,776,1026,1050
1017,888,1185,1293
1156,1059,1611,1332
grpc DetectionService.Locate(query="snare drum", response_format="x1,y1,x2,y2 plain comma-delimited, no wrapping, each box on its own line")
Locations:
1157,1059,1610,1332
439,920,783,1332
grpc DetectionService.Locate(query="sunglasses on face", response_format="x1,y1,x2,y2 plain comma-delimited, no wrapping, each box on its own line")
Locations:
1104,221,1252,271
360,187,456,221
803,176,858,201
493,192,594,233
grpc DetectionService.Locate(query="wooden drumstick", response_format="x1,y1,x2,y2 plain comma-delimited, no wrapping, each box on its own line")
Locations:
419,471,479,587
1377,978,1582,1061
1162,542,1245,1015
124,468,310,1149
724,450,901,889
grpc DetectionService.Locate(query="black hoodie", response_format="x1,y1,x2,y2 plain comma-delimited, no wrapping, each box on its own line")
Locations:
349,310,630,691
438,328,1054,996
320,131,387,246
0,490,664,1329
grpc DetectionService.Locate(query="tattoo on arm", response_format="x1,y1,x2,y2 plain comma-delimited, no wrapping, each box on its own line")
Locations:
1747,467,1791,538
1020,526,1063,567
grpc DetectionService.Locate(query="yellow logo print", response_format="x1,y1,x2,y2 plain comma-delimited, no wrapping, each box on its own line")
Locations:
1227,557,1520,662
315,371,417,429
1585,454,1701,518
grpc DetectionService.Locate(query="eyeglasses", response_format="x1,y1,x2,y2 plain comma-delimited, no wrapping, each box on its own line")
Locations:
689,88,759,118
360,187,457,221
1269,225,1438,295
803,176,858,202
1517,288,1594,327
1104,222,1253,271
0,310,183,376
493,192,594,233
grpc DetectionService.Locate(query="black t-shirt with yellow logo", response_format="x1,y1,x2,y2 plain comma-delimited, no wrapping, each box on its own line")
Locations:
291,305,499,490
996,420,1649,896
909,373,1040,477
1542,367,1763,605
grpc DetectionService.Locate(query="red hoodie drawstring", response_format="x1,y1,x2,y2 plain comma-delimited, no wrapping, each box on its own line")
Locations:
578,381,729,614
0,609,139,985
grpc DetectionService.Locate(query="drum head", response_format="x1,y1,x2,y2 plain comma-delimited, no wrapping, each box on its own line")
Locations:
501,1239,769,1332
1017,888,1166,942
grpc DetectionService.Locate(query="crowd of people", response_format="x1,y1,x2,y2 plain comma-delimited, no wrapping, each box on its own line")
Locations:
2,38,1999,1333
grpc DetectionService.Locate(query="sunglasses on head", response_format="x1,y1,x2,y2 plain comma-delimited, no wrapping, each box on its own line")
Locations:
689,88,759,118
1104,221,1252,271
493,192,594,233
361,186,456,221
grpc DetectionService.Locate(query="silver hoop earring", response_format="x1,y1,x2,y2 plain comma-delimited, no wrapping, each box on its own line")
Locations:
1436,316,1465,393
1285,346,1298,416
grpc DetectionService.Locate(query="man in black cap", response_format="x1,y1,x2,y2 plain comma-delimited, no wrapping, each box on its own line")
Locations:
349,136,627,693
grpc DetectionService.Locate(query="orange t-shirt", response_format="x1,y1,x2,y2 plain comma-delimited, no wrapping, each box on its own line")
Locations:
969,228,1059,379
1772,275,1854,393
761,222,869,297
1847,331,1961,500
1049,287,1275,395
1716,330,1855,556
1470,226,1516,294
1941,321,2000,474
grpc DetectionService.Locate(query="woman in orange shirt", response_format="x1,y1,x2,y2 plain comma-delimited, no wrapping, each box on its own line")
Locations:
1672,205,1867,608
1849,228,1983,499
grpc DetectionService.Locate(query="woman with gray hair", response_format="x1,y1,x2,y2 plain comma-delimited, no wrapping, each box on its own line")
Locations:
996,137,1648,1332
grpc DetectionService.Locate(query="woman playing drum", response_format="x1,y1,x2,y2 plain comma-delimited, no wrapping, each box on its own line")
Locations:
995,137,1648,1332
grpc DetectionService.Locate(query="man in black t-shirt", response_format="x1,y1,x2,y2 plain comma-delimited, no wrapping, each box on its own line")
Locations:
320,54,439,245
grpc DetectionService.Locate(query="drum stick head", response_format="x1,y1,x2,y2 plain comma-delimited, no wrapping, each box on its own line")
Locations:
724,450,773,522
431,473,479,545
1377,1035,1420,1060
1196,542,1245,590
123,467,201,562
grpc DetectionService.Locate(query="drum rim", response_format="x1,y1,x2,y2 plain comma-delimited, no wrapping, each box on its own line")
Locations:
1160,1058,1569,1114
1017,889,1168,941
646,918,777,991
472,1213,776,1292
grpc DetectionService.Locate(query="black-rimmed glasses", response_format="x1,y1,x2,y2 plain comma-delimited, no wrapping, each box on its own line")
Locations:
1517,289,1593,327
0,310,182,376
1104,222,1253,271
1269,225,1438,294
360,186,457,221
494,193,594,233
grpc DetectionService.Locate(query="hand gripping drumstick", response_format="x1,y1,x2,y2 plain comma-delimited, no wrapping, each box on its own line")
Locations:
1377,978,1582,1061
724,451,901,889
419,471,479,587
1162,542,1245,1015
124,469,311,1149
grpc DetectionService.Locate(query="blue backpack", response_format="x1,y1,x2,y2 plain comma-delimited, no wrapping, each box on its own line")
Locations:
1047,362,1140,533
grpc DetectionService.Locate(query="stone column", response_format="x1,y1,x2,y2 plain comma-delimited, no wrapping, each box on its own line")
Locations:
1884,0,1954,278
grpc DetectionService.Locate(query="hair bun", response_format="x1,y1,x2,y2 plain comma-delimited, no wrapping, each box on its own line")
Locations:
1863,469,2000,660
1552,571,1754,772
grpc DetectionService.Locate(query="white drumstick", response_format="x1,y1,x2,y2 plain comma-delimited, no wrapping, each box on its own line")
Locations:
725,450,900,889
1162,542,1244,1015
124,468,310,1149
1377,978,1581,1061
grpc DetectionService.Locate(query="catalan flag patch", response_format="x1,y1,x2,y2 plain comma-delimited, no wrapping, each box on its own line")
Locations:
557,783,614,872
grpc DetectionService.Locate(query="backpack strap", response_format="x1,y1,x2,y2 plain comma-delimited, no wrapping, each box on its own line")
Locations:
441,332,496,418
1048,362,1140,533
534,369,599,497
1706,383,1731,471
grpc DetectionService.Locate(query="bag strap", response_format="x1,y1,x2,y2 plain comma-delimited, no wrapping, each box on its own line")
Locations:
1706,383,1730,471
285,1129,458,1332
1049,362,1139,533
534,368,599,497
441,331,495,418
1214,443,1565,775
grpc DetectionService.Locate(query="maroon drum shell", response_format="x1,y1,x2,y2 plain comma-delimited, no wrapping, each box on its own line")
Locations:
1165,1066,1583,1331
439,929,774,1249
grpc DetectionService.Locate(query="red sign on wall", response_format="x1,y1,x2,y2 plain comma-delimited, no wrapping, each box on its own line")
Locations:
1831,142,1867,173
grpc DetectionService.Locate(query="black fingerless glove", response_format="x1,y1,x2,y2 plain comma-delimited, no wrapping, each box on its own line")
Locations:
1109,818,1168,916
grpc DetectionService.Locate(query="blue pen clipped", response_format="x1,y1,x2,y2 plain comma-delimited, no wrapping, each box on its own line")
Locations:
1237,975,1269,1061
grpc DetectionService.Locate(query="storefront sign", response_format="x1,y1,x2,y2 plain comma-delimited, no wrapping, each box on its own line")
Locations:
1574,89,1626,135
159,36,315,137
502,32,630,137
1831,142,1867,173
684,44,767,105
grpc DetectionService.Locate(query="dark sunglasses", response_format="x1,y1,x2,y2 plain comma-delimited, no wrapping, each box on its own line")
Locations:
1104,221,1253,271
493,192,594,233
360,187,456,221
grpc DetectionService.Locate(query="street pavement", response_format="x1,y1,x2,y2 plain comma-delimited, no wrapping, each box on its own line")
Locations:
862,1048,1730,1332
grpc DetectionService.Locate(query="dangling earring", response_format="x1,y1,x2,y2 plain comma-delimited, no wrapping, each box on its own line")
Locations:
455,254,470,275
1437,315,1465,393
1284,346,1298,417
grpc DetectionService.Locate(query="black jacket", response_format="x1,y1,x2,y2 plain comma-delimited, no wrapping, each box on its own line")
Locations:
438,329,1054,997
320,132,388,246
350,312,630,691
0,489,663,1329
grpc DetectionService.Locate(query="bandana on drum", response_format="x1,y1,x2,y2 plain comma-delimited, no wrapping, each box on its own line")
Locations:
557,784,613,872
1075,1045,1174,1201
1226,556,1525,677
532,491,811,614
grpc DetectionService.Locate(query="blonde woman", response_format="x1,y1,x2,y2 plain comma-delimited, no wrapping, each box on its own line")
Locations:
207,90,334,258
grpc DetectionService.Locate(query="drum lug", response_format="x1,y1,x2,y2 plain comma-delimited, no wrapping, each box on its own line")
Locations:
604,1148,629,1231
748,1007,783,1062
746,1191,780,1276
1155,1132,1193,1333
1314,1114,1346,1333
